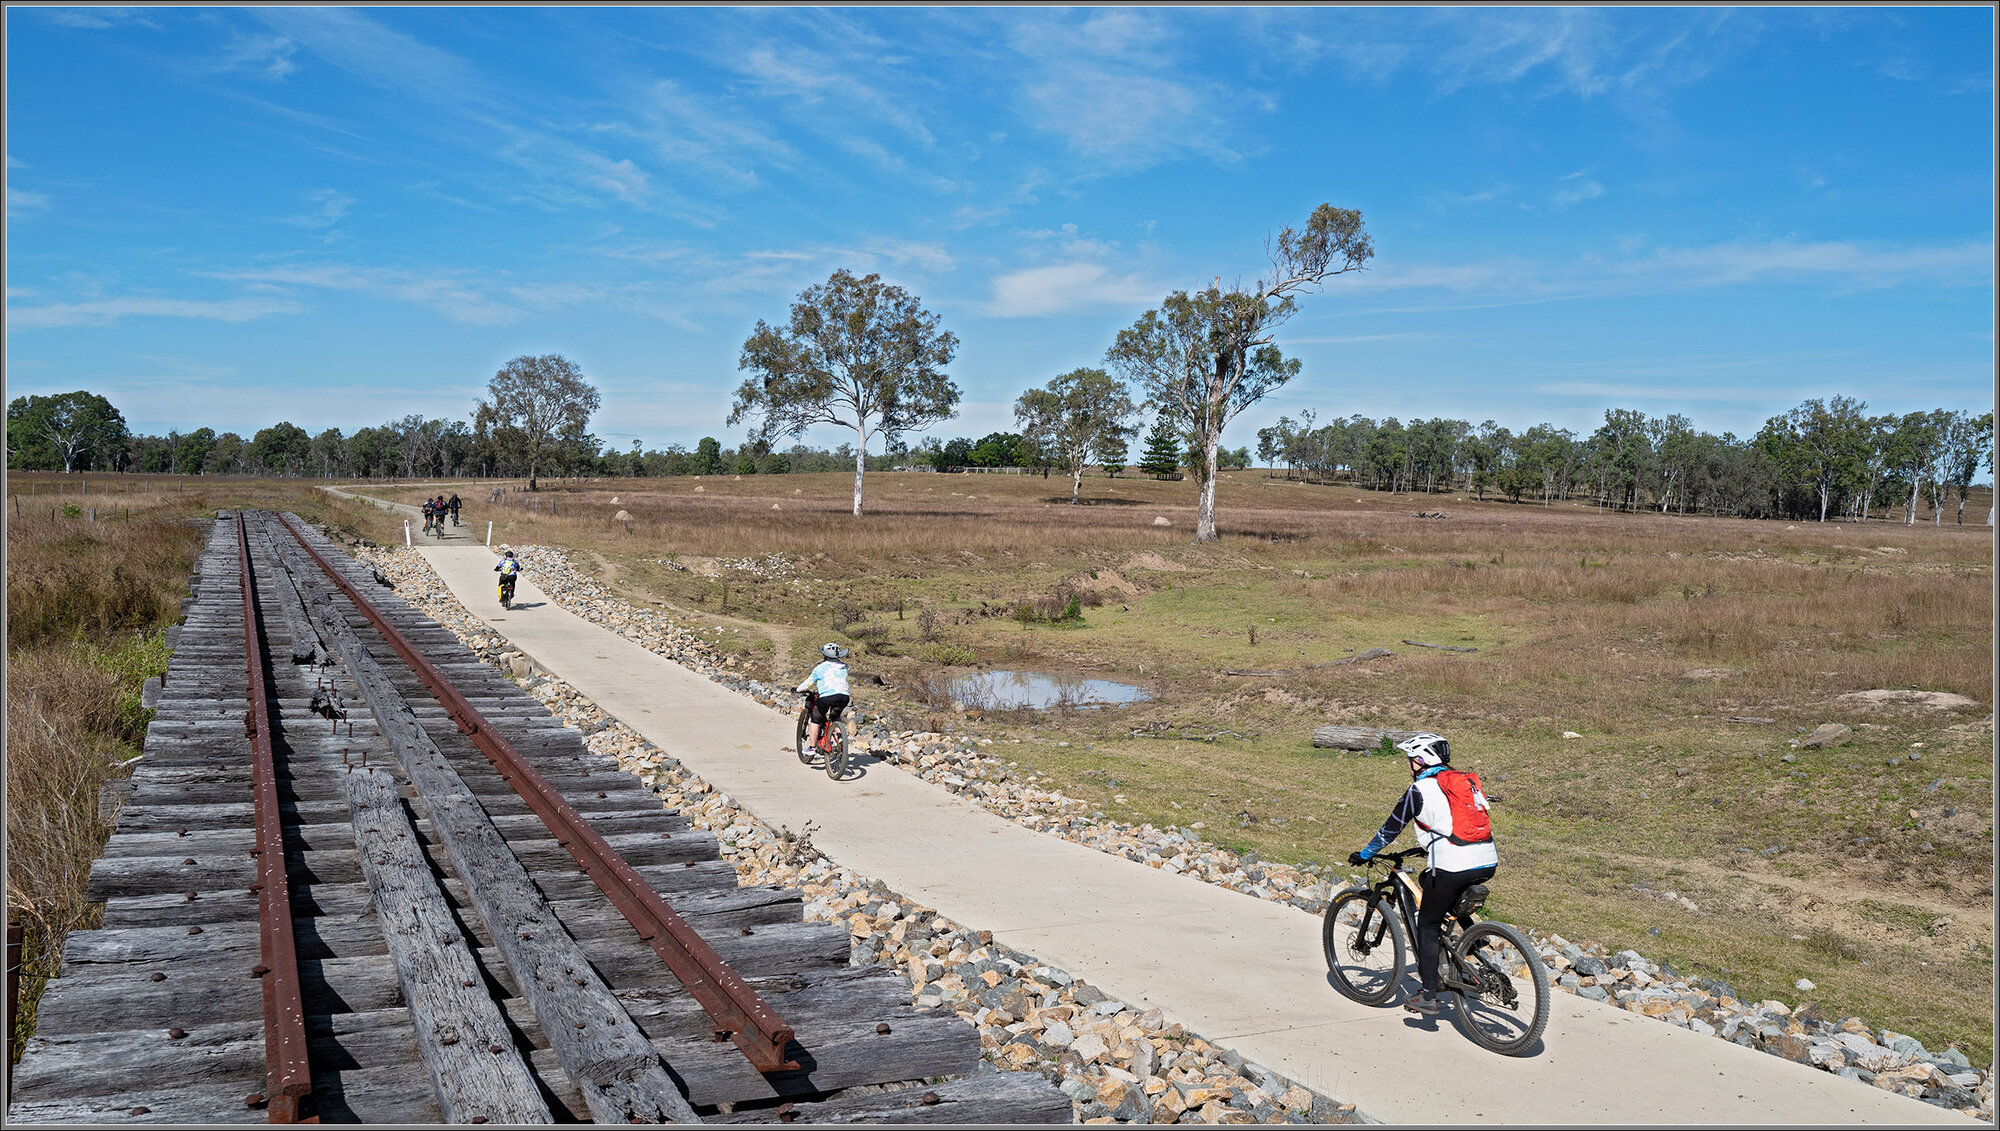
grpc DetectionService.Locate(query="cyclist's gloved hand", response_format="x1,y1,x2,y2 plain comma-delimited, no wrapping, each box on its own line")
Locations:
1347,850,1370,866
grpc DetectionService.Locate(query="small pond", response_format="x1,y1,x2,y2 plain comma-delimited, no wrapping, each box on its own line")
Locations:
947,670,1151,711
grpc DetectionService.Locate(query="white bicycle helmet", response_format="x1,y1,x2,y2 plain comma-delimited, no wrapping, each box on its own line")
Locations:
820,642,847,660
1396,732,1450,771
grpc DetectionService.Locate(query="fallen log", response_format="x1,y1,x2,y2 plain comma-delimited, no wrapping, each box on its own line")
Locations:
1402,639,1477,653
1724,716,1775,724
1311,725,1432,751
1225,647,1393,677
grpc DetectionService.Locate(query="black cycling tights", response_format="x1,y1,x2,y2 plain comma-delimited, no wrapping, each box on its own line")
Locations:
1416,865,1497,992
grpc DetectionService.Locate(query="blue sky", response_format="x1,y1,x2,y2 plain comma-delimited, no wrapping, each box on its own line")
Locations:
6,6,1993,454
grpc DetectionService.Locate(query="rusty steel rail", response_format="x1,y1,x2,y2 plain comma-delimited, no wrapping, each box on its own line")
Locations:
273,514,799,1073
236,514,315,1122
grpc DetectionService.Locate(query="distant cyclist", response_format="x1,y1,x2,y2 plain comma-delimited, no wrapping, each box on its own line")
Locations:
1348,733,1498,1017
420,496,437,535
795,643,851,753
448,492,461,527
493,549,521,607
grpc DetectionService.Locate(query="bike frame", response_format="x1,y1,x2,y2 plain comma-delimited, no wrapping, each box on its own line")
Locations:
1370,849,1482,997
798,689,844,745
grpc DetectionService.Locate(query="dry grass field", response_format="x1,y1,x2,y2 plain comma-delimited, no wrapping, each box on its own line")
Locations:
383,469,1995,1064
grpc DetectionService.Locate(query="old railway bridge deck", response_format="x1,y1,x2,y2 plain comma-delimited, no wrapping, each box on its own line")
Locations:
9,510,1069,1125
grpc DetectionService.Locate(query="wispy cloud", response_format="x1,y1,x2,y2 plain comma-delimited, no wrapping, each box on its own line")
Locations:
1281,332,1446,345
985,263,1161,317
282,188,354,231
217,31,298,80
1347,237,1991,311
1608,238,1992,291
8,187,52,212
221,263,519,325
1550,171,1605,210
8,296,301,330
37,7,156,30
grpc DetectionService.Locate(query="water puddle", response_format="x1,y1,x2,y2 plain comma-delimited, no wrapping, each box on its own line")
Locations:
947,670,1151,711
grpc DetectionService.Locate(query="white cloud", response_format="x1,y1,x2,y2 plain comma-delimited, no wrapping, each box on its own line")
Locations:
1021,69,1236,170
219,32,298,80
1611,238,1992,290
1550,175,1605,210
220,264,519,325
282,188,353,230
8,187,51,211
8,296,301,330
1343,237,1990,313
985,263,1160,318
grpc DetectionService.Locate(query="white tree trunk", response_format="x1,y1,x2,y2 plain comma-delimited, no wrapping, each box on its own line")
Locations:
1196,429,1222,542
1070,461,1084,504
851,424,869,517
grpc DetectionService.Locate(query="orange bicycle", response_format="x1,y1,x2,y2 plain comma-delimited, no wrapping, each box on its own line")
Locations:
794,689,849,781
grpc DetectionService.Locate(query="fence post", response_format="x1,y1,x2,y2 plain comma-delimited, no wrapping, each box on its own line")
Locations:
486,521,493,546
404,519,411,546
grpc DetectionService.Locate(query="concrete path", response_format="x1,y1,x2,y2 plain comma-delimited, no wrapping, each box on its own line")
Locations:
333,493,1967,1125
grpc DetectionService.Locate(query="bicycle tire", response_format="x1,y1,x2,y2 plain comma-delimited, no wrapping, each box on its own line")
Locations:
1323,891,1407,1005
795,706,815,765
1449,922,1550,1056
825,716,848,781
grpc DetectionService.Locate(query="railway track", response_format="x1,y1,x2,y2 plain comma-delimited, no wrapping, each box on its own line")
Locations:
9,510,1071,1125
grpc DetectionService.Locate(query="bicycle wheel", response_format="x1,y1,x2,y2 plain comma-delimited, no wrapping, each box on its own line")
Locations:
1322,891,1407,1005
1449,922,1550,1056
824,716,848,781
795,707,815,764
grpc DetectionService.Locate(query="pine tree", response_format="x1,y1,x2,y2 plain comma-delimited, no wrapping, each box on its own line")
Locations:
1138,416,1183,479
1100,433,1129,478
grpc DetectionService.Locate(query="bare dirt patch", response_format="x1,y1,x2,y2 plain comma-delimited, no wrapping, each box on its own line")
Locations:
1838,689,1979,710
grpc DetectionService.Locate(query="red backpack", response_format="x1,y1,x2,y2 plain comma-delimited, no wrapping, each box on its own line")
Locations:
1417,769,1492,846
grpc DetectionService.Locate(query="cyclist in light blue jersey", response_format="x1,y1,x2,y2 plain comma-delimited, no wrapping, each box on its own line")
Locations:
795,643,851,753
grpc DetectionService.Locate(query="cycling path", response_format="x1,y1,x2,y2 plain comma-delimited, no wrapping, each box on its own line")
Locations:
357,507,1958,1124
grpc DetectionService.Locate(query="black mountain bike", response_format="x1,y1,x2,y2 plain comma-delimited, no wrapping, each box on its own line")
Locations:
795,690,849,781
1323,846,1550,1055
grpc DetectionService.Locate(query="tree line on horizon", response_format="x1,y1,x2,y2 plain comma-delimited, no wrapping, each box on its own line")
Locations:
12,382,1985,524
1255,399,1992,524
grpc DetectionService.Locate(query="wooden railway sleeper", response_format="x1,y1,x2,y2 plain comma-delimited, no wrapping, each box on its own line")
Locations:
275,512,800,1077
269,517,702,1123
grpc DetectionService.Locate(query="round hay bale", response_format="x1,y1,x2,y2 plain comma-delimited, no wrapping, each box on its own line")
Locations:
1152,516,1171,526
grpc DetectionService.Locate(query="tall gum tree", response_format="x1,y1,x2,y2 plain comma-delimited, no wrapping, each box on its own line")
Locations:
732,269,959,517
476,354,600,491
1106,205,1372,542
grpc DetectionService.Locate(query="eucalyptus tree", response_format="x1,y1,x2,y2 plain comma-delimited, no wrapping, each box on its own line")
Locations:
6,390,128,472
477,354,601,491
1106,204,1372,541
1885,409,1952,524
1015,367,1138,503
733,269,960,517
1942,410,1994,525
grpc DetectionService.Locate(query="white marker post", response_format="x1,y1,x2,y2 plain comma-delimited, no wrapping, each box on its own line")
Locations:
404,519,411,546
486,521,493,546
